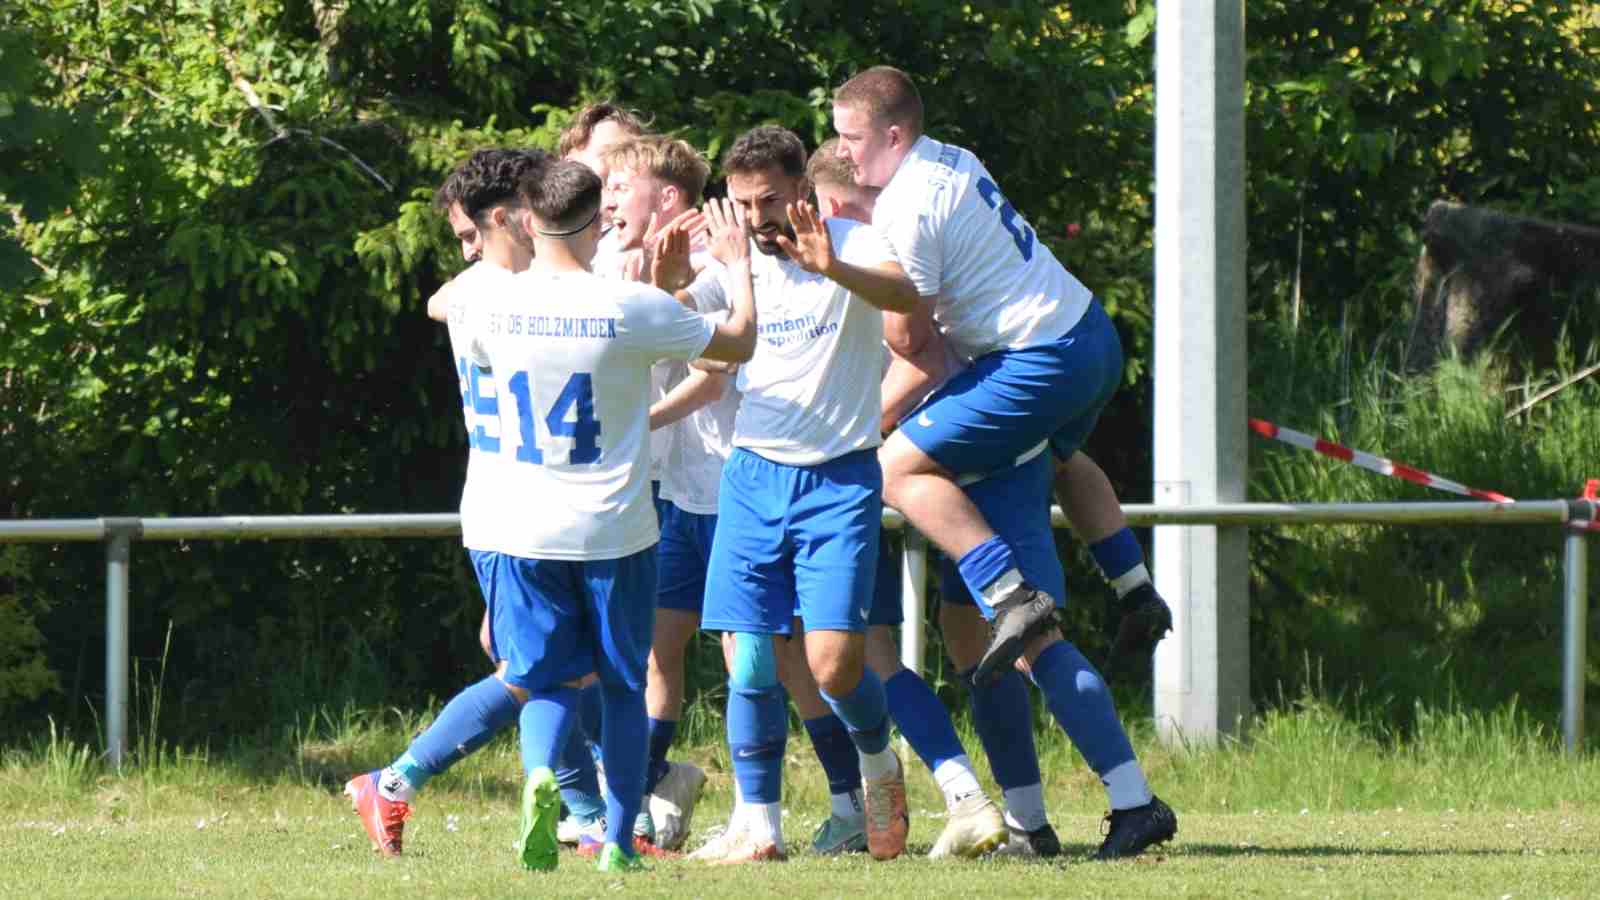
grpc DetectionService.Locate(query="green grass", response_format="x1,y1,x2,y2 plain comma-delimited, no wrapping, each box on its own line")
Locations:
4,693,1599,898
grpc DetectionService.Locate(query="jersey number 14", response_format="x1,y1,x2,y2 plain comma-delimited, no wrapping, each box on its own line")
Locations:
506,371,602,465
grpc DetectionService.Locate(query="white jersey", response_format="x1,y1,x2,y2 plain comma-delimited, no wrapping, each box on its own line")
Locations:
466,269,716,560
596,242,712,487
444,261,514,552
873,135,1093,361
660,273,739,515
687,219,889,466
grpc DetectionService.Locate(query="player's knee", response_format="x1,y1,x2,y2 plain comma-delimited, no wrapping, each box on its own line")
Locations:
728,631,779,690
809,650,865,697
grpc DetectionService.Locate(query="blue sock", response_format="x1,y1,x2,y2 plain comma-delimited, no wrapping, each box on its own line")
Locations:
555,725,604,822
519,686,578,774
644,717,677,794
1031,641,1135,775
1089,528,1144,582
393,675,521,791
821,667,890,755
598,684,648,853
884,669,966,773
803,714,862,797
956,536,1018,617
727,685,787,803
963,666,1042,791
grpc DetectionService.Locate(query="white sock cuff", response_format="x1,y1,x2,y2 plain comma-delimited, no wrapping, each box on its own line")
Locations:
1110,564,1151,598
1101,760,1154,810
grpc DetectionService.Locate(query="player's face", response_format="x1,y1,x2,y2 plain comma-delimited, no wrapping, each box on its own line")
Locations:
566,119,632,195
832,103,900,189
447,202,482,262
727,166,802,258
605,169,665,252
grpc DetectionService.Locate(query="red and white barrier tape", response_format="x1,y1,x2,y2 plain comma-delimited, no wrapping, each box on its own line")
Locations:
1578,479,1600,532
1248,418,1516,503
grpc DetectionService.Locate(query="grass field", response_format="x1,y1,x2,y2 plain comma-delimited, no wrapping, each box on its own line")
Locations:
4,695,1598,899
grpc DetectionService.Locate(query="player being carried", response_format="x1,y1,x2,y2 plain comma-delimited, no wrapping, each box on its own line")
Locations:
832,65,1177,858
462,159,759,873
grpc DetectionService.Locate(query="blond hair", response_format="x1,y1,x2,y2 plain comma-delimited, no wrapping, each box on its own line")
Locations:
600,135,711,203
806,138,856,190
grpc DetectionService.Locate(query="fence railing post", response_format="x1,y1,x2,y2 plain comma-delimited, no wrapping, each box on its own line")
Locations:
1563,526,1589,754
899,530,928,676
103,518,141,770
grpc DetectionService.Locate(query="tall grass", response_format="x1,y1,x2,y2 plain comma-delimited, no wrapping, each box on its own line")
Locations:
6,671,1595,822
1246,305,1600,739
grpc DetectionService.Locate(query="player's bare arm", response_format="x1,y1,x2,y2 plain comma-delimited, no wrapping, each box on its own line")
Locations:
774,200,919,313
697,197,758,363
426,277,455,323
649,367,729,431
880,313,952,434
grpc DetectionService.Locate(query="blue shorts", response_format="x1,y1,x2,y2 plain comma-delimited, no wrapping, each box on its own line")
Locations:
651,479,671,524
902,301,1122,475
658,503,717,613
938,452,1067,615
868,529,904,627
470,547,658,692
704,448,882,635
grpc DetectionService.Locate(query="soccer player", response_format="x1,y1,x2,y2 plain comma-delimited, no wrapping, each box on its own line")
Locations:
596,134,727,850
464,159,759,873
800,143,1010,859
344,147,546,858
832,65,1177,858
559,101,648,275
683,125,919,864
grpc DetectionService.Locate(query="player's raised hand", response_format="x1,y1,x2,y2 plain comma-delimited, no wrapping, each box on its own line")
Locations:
650,214,693,292
774,201,834,276
704,197,751,268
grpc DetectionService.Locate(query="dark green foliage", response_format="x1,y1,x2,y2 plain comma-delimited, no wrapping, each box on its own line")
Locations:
3,1,1599,744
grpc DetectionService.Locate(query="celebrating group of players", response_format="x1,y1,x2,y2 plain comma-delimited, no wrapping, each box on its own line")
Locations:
343,65,1179,873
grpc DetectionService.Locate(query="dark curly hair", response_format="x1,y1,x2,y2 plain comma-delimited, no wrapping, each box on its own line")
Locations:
721,125,807,179
433,148,551,225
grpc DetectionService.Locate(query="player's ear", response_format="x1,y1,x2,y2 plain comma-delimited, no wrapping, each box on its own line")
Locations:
824,195,844,219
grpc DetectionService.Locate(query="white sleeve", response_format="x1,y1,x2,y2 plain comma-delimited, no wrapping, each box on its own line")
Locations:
833,219,897,269
684,264,728,314
619,286,716,362
876,206,942,298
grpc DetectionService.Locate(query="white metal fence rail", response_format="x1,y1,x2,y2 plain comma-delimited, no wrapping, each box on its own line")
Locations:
1,499,1593,767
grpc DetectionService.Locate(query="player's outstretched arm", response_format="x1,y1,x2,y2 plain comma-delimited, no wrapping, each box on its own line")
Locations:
649,368,729,431
426,278,454,323
698,197,757,363
775,201,919,313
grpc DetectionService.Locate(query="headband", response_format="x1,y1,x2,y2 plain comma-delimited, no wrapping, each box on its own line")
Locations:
533,207,600,237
